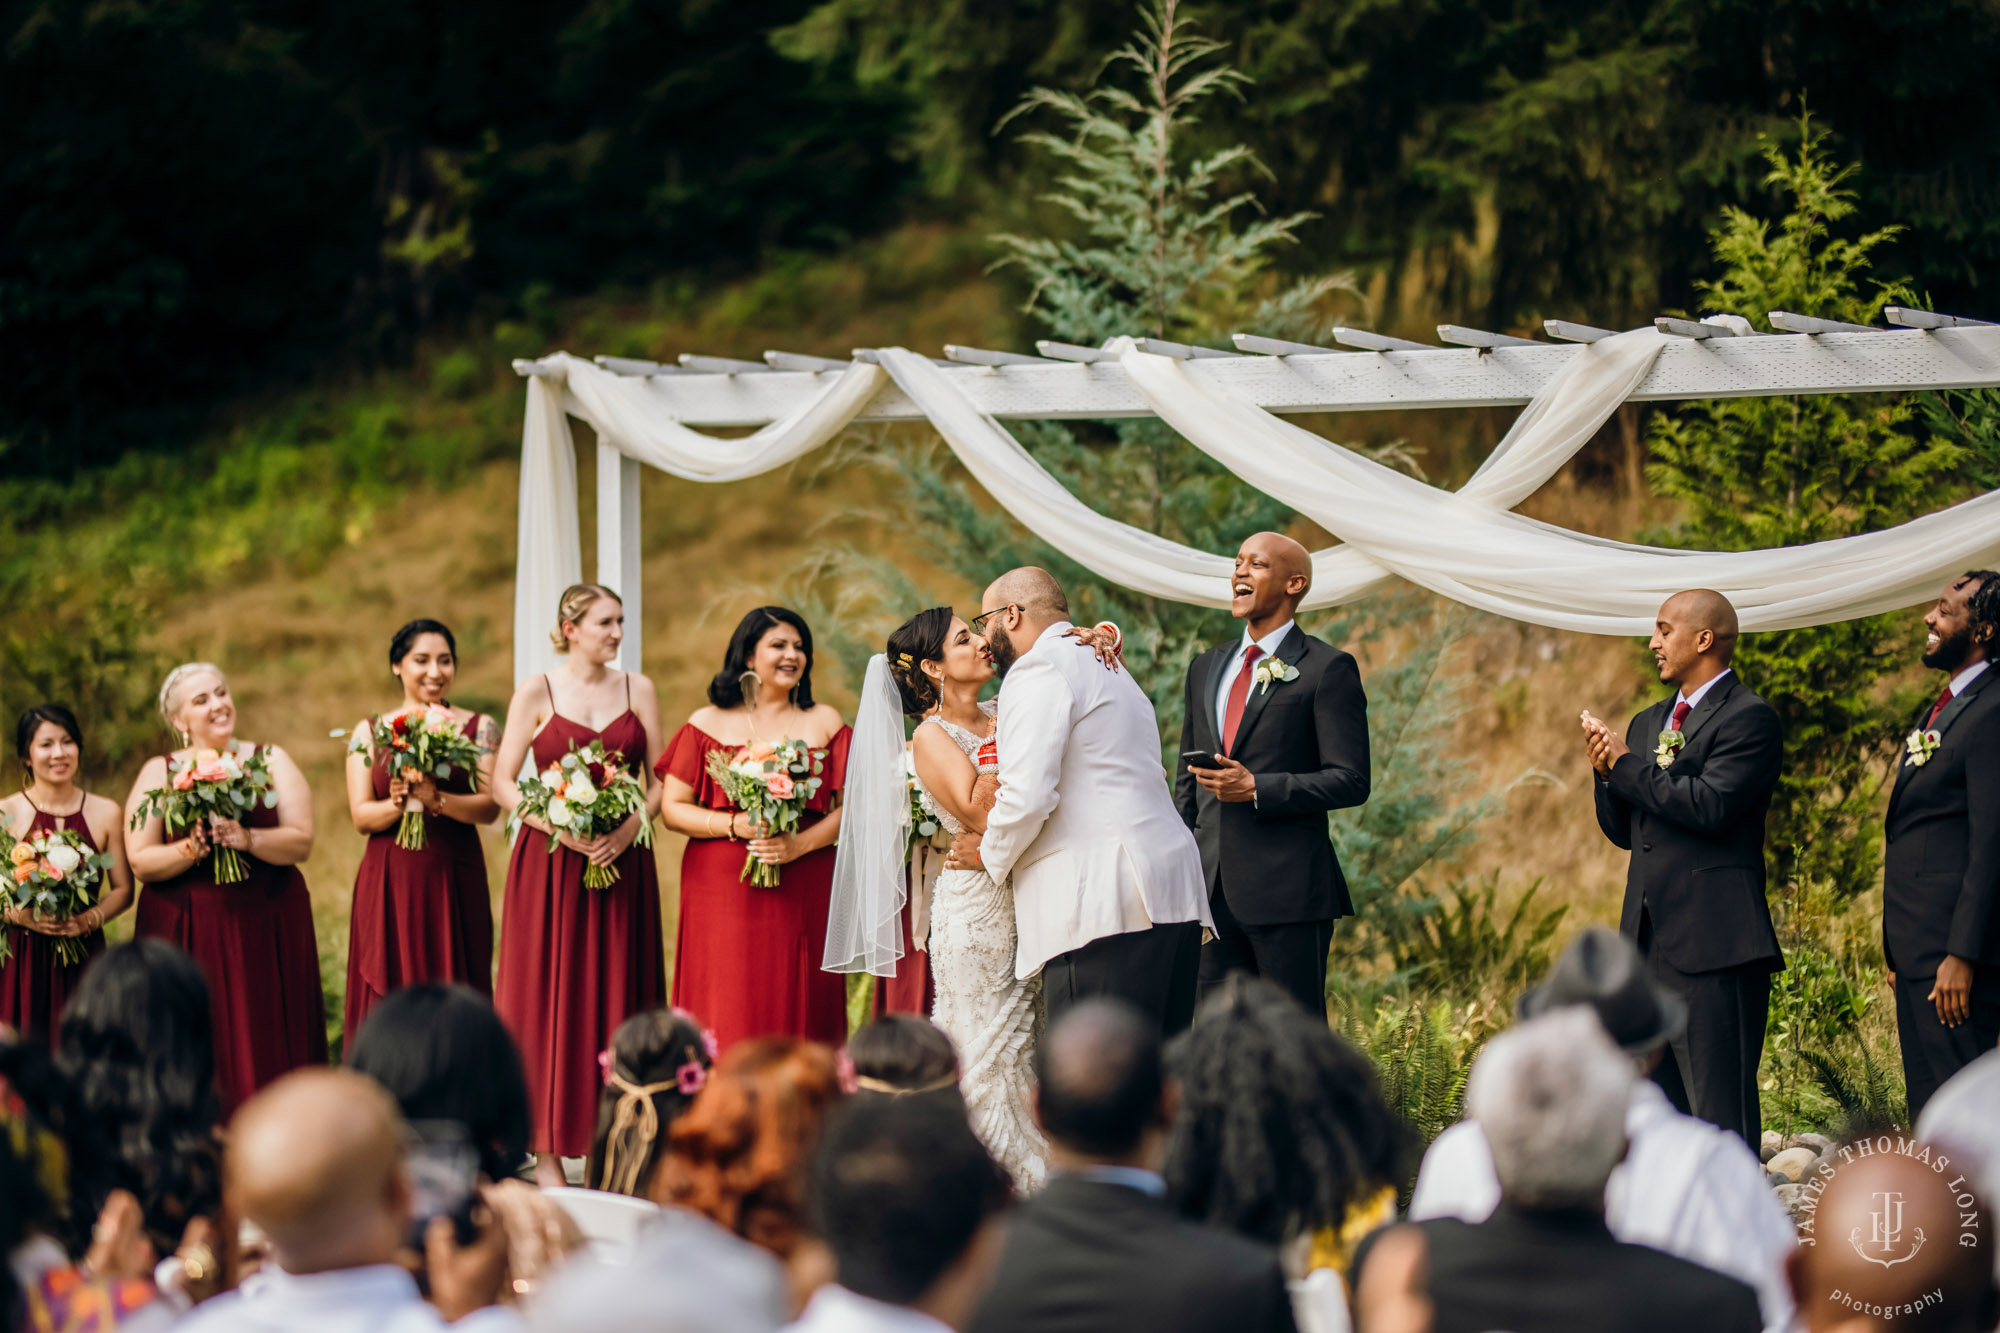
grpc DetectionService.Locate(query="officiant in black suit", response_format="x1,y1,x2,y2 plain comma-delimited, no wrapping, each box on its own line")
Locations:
1884,570,2000,1119
1174,532,1370,1017
1582,589,1784,1145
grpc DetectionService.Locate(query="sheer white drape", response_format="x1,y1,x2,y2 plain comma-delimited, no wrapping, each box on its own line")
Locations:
824,654,911,976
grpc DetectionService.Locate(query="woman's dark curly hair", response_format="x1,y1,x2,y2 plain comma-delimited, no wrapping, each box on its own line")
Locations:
708,607,816,709
586,1007,715,1198
1163,975,1406,1247
885,607,954,718
55,941,223,1259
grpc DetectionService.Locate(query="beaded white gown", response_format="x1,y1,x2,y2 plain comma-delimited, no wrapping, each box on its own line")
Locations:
916,702,1048,1192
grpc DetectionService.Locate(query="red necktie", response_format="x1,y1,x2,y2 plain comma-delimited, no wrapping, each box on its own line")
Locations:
1669,700,1691,731
1926,686,1954,728
1222,645,1263,755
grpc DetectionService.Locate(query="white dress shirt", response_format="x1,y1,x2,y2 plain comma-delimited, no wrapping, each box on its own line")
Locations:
175,1264,523,1333
786,1284,953,1333
1945,658,1990,700
1407,1080,1795,1330
1213,619,1297,738
1673,666,1732,719
528,1206,787,1333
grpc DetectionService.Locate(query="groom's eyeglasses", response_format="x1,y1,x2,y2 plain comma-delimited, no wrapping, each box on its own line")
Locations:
969,605,1019,637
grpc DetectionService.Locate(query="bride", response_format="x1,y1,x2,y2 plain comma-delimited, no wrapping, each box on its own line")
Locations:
827,606,1120,1191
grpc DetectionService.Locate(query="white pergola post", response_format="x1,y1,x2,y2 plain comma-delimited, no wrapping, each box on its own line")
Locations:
596,442,643,671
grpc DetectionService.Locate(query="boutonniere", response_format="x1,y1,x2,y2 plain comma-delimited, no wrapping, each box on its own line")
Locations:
1655,729,1685,770
1905,728,1942,768
1252,655,1301,695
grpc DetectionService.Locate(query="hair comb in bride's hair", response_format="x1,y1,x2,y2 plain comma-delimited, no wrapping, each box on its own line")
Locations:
894,652,914,669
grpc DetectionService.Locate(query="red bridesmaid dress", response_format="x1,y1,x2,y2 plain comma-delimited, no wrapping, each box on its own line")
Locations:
135,746,328,1108
0,798,109,1039
343,713,494,1043
493,677,666,1157
662,722,851,1051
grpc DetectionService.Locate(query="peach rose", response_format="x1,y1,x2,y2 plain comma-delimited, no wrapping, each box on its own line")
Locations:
41,863,63,882
172,764,197,791
12,864,30,883
193,756,231,783
9,841,35,867
764,772,796,800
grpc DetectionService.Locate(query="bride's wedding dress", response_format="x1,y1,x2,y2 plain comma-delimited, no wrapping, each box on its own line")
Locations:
916,702,1047,1191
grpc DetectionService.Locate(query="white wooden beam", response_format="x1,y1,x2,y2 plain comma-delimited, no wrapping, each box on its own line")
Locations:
1543,320,1617,343
1131,337,1240,359
679,354,775,374
1231,334,1350,356
1769,311,1875,335
1438,325,1540,349
1036,340,1115,363
1886,306,1996,330
595,356,689,376
944,345,1046,366
764,351,850,372
595,442,643,672
1332,327,1433,352
1655,317,1727,339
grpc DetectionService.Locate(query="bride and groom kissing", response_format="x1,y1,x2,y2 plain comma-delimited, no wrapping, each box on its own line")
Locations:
832,565,1211,1189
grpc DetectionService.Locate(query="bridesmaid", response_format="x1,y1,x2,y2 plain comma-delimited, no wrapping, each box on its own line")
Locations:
126,662,326,1107
660,606,850,1052
492,584,667,1185
0,704,134,1038
343,618,500,1041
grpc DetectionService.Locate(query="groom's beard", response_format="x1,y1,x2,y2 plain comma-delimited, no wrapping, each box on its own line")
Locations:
987,627,1020,677
1924,623,1974,672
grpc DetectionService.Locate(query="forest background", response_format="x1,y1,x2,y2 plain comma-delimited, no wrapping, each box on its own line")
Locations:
7,0,2000,1141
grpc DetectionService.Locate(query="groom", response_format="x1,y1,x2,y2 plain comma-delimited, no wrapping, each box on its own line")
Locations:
946,567,1212,1034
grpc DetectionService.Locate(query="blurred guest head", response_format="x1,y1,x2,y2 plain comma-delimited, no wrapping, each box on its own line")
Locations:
1916,1049,2000,1282
1165,975,1403,1248
1517,925,1686,1075
1466,1008,1631,1211
845,1014,963,1110
587,1007,717,1198
655,1037,843,1259
227,1068,409,1273
1032,999,1170,1169
710,607,816,709
57,940,222,1258
347,984,530,1184
805,1094,1011,1330
1788,1138,1995,1333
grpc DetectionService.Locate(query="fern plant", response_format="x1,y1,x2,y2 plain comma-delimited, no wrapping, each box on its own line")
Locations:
1798,1043,1909,1136
1343,998,1492,1166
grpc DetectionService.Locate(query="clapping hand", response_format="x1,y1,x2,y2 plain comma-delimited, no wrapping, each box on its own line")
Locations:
1579,711,1627,775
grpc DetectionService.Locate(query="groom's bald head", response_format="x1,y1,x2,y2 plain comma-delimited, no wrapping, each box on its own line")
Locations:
980,568,1070,677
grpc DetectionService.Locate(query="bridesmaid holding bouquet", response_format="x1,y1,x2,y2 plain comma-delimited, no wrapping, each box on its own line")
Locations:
492,584,667,1184
659,606,850,1051
343,619,500,1041
0,704,134,1038
126,662,325,1107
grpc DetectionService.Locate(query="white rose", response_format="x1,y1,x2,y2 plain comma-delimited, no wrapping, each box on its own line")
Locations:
541,767,564,786
546,797,573,827
44,844,82,874
566,777,599,806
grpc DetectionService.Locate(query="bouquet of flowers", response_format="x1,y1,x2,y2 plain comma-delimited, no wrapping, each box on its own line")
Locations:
349,706,486,851
129,747,277,884
903,749,951,858
704,739,825,887
513,740,655,889
3,827,114,965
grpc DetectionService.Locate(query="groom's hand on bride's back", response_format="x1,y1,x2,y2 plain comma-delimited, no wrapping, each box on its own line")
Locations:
945,830,984,872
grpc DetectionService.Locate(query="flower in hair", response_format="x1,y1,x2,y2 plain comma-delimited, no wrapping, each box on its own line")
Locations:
835,1048,858,1095
597,1048,615,1087
676,1061,707,1097
701,1028,720,1060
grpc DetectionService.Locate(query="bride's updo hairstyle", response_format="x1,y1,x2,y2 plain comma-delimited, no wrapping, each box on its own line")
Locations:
885,607,954,718
550,584,621,653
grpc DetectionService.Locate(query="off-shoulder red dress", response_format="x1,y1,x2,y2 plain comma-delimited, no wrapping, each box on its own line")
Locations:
494,684,666,1157
343,713,494,1042
0,798,108,1039
660,724,851,1050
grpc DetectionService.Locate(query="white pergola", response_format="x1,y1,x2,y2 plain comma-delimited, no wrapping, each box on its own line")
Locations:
514,306,2000,672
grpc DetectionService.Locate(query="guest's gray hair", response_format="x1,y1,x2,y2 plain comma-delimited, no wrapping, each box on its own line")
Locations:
1467,1008,1632,1208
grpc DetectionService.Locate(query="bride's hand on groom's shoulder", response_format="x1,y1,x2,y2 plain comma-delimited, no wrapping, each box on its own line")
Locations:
1061,622,1125,673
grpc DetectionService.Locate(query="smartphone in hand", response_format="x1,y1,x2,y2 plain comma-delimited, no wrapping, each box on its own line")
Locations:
405,1120,481,1252
1180,749,1225,771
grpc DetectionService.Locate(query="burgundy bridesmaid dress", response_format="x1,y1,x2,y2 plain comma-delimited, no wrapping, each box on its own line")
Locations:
135,746,328,1108
344,713,495,1043
0,798,109,1040
662,723,851,1052
493,678,666,1157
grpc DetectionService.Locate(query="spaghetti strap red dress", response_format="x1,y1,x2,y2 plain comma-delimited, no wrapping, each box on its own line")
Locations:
135,747,328,1109
343,713,494,1042
661,723,851,1051
0,798,108,1039
493,681,666,1157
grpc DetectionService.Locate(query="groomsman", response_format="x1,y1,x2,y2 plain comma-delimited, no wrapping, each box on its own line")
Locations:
1174,532,1370,1016
1583,589,1783,1144
1885,570,2000,1118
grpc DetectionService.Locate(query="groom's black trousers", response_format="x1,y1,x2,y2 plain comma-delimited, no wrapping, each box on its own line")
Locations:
1044,921,1202,1036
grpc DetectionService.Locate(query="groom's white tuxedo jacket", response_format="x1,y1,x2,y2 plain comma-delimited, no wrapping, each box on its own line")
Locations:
981,622,1211,980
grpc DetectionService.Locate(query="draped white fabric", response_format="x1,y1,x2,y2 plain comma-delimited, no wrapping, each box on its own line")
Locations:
514,337,2000,659
824,654,912,976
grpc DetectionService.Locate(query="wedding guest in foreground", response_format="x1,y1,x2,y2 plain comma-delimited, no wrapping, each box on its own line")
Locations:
659,606,850,1050
969,1000,1297,1333
585,1006,716,1197
492,584,667,1186
127,663,324,1107
175,1068,520,1333
1175,532,1369,1017
790,1092,1012,1333
845,1013,963,1111
1884,570,2000,1117
343,619,499,1039
1,704,134,1038
1409,927,1795,1329
1355,1009,1763,1333
1582,589,1782,1143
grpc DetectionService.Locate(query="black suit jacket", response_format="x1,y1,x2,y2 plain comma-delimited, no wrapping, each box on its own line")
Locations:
969,1176,1296,1333
1359,1206,1762,1333
1594,673,1785,973
1173,626,1370,926
1884,666,2000,976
